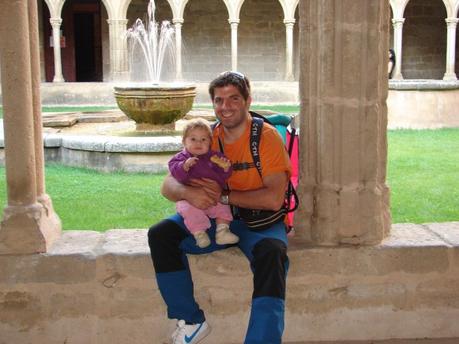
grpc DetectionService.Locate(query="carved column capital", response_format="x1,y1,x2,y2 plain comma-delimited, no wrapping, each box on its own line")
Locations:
283,19,296,26
445,18,459,26
107,19,128,26
49,17,62,27
391,18,405,27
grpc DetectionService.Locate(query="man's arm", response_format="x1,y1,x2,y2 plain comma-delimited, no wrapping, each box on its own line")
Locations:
228,171,288,210
161,174,218,210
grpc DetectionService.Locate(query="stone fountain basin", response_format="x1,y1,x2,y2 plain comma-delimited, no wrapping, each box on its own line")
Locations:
113,83,197,128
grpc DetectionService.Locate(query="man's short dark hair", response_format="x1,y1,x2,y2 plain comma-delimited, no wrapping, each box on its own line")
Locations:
208,71,251,101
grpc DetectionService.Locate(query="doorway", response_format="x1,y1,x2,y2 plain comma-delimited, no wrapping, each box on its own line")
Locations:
74,11,102,81
43,0,103,82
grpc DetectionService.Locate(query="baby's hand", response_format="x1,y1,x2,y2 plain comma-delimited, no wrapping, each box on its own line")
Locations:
220,157,231,172
183,157,199,172
210,155,231,172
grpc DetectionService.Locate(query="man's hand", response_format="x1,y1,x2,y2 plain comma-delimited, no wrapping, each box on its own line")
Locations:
161,175,221,210
189,178,222,202
184,185,217,209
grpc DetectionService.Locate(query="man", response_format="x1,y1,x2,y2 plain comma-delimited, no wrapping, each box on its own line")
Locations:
148,71,291,344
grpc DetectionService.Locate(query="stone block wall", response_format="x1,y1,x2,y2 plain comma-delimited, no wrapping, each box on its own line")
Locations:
237,0,289,81
1,223,459,343
402,0,447,79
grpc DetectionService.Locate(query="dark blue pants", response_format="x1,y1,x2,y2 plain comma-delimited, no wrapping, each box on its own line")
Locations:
148,214,289,344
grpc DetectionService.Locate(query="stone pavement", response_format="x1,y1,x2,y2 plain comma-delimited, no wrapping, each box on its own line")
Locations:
287,340,459,343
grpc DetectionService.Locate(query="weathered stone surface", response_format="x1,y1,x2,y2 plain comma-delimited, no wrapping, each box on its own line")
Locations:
424,222,459,246
42,113,79,127
77,110,128,123
61,135,107,152
42,133,63,147
103,136,182,153
1,223,459,343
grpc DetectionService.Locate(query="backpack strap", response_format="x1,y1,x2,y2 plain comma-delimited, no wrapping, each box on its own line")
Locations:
250,116,264,177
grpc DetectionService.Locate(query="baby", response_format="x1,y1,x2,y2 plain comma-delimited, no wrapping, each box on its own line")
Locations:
168,118,239,248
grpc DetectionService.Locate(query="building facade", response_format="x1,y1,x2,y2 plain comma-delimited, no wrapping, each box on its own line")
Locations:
38,0,459,83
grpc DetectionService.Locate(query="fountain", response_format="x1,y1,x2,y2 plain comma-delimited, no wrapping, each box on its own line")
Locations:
113,0,196,130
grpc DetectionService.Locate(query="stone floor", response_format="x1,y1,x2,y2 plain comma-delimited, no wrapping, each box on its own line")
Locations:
288,340,459,343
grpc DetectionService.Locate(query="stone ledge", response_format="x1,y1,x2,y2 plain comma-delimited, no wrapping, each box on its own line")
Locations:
1,222,459,343
389,79,459,90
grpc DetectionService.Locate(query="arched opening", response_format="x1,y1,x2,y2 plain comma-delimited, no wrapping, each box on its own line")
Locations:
239,0,285,80
42,0,105,82
402,0,447,79
182,0,230,82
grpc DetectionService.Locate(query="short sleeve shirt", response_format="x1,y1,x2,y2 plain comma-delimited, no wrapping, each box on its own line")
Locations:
211,117,291,191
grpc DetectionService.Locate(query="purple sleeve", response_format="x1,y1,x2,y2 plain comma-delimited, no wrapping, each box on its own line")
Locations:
168,151,190,184
210,151,232,181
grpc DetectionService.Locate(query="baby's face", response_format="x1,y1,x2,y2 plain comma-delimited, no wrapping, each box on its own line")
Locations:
184,128,211,156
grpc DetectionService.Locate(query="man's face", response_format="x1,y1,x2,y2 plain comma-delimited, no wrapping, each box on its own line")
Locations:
212,85,251,130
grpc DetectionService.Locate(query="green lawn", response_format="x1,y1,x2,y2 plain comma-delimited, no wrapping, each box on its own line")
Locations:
0,129,458,231
387,129,459,224
0,165,174,231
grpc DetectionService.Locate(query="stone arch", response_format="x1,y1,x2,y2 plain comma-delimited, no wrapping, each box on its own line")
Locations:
277,0,299,20
181,0,230,81
403,0,447,79
221,0,245,21
165,0,190,21
43,0,65,17
389,0,410,19
238,0,285,80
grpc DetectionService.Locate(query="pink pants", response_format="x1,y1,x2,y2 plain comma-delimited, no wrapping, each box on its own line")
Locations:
176,200,233,234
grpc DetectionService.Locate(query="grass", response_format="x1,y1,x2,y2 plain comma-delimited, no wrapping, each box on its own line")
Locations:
0,129,458,231
0,165,174,231
387,128,459,224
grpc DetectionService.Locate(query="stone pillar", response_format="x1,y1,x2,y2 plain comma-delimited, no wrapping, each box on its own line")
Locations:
173,19,184,80
108,19,129,81
29,0,62,233
295,0,391,246
50,17,64,82
229,20,239,71
391,18,405,80
284,19,295,81
0,0,61,254
443,18,458,81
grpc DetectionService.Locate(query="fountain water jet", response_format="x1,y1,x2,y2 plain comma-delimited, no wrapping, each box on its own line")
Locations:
114,0,196,130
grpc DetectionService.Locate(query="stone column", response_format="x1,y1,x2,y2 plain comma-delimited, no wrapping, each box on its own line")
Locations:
108,19,129,81
29,0,62,232
173,19,184,80
229,20,239,71
284,19,295,81
391,18,405,80
443,18,458,81
50,17,64,82
0,0,61,254
295,0,391,246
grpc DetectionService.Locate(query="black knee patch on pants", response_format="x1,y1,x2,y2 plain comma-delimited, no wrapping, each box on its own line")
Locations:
251,238,288,299
148,219,188,273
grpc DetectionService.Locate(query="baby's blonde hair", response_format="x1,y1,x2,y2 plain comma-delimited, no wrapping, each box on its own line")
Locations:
182,118,213,141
